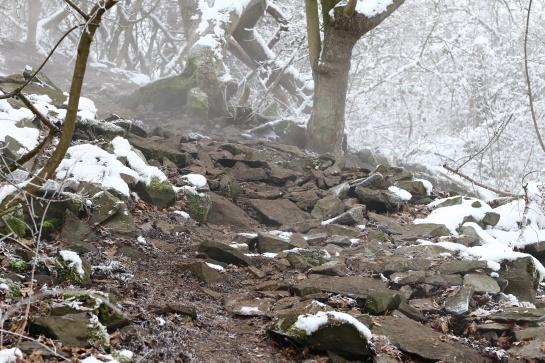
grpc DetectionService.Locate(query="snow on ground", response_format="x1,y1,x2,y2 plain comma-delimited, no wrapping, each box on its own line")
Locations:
0,348,22,363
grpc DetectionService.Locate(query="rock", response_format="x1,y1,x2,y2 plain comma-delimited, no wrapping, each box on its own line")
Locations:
207,192,256,228
231,166,269,181
325,206,366,226
434,260,488,275
488,309,545,324
444,286,474,315
55,251,91,284
30,313,108,348
463,273,500,294
434,196,463,208
218,174,243,200
181,188,211,223
135,176,176,210
271,310,372,359
513,327,545,342
129,135,192,167
364,290,402,314
328,182,350,199
308,260,348,277
288,189,321,211
508,340,545,361
352,173,389,189
293,276,388,298
482,212,500,227
249,198,311,226
59,210,94,244
390,271,426,285
268,164,298,184
179,261,227,284
286,252,313,272
325,224,361,238
371,315,488,362
395,180,427,196
198,240,254,266
355,148,379,167
258,232,298,253
499,256,539,303
425,274,463,287
223,295,275,316
311,195,344,220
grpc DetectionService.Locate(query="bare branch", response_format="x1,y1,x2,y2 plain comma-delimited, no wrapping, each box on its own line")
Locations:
523,0,545,153
443,164,518,197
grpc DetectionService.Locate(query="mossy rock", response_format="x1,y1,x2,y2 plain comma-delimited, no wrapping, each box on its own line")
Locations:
55,251,91,284
184,87,209,120
0,277,22,297
0,206,27,237
186,190,211,223
135,176,176,210
9,258,30,273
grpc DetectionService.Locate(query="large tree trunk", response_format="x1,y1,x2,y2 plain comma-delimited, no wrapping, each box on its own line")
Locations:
26,0,40,47
305,1,405,156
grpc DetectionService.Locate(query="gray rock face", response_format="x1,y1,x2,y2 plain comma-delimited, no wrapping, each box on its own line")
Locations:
395,180,427,196
198,240,254,266
30,313,100,348
249,198,311,226
179,261,227,284
364,290,402,314
463,273,500,294
311,195,344,220
293,276,388,298
372,315,489,362
325,206,366,226
500,256,539,303
444,286,474,315
208,192,256,228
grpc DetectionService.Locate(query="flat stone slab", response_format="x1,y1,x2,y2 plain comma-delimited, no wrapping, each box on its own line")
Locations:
249,198,311,226
292,276,387,298
372,315,488,362
487,309,545,324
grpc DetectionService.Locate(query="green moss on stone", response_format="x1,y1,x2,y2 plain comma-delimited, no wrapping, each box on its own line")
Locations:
41,218,63,234
149,176,174,194
55,254,86,284
527,260,540,290
1,206,27,237
9,258,30,273
0,278,22,297
186,191,211,223
87,316,112,352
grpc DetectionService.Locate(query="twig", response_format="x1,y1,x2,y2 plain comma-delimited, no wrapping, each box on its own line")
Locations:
443,164,518,197
457,114,513,170
523,0,545,153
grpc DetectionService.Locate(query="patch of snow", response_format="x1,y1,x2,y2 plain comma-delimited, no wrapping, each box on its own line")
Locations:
59,250,85,277
388,186,412,200
181,173,208,188
206,262,225,271
238,306,260,315
415,197,492,235
174,210,190,218
0,348,23,363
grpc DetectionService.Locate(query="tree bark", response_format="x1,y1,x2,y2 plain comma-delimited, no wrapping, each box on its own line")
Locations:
305,0,405,156
26,0,41,47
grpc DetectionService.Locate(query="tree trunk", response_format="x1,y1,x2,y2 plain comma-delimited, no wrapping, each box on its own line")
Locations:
26,0,40,47
305,1,405,156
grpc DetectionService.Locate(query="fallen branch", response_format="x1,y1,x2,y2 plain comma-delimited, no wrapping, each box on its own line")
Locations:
443,164,518,198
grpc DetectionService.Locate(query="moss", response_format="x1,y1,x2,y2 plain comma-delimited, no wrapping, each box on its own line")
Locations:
186,191,211,223
527,260,540,290
87,315,112,352
41,218,63,234
1,211,27,237
97,301,122,325
149,176,174,193
55,253,87,284
9,258,30,273
184,88,209,120
0,278,22,297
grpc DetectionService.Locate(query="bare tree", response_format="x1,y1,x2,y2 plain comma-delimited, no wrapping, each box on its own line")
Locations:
304,0,405,156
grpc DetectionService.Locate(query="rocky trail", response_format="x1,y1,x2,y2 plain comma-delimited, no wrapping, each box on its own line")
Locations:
2,40,545,363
